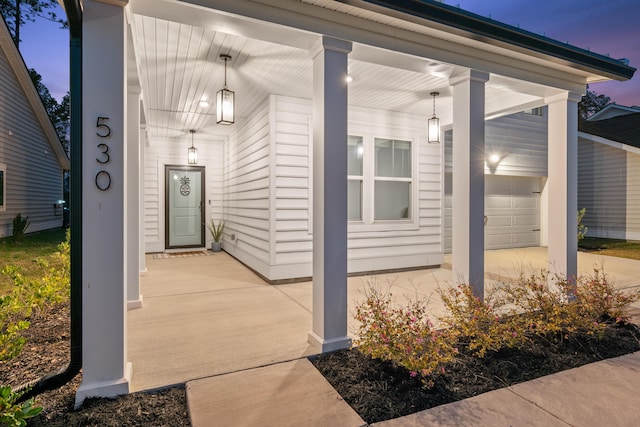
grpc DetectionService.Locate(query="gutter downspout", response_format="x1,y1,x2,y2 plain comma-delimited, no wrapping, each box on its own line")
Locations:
17,0,82,400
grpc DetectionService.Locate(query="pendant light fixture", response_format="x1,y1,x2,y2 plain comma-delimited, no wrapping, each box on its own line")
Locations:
216,54,235,125
188,129,198,164
428,91,440,144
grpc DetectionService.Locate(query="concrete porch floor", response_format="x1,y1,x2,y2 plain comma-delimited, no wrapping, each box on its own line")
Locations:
128,247,640,392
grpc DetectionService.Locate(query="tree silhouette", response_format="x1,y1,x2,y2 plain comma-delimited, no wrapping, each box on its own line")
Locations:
578,86,611,119
0,0,66,48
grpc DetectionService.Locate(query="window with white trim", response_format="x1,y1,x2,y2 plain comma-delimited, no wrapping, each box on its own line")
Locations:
348,135,414,224
0,164,5,212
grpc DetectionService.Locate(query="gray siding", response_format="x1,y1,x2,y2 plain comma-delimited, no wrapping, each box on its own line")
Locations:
0,44,64,237
578,137,640,239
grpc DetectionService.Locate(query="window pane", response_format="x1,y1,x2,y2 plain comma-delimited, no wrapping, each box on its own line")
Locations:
348,179,362,220
374,181,410,220
347,135,363,176
375,138,411,177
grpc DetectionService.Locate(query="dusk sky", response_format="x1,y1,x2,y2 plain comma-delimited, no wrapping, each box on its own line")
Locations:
16,0,640,106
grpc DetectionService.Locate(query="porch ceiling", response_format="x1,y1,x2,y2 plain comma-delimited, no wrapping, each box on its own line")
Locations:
128,3,556,140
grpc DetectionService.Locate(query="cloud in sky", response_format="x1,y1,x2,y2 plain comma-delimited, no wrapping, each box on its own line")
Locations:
17,1,640,106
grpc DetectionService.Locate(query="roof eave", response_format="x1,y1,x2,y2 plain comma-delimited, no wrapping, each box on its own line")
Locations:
338,0,636,82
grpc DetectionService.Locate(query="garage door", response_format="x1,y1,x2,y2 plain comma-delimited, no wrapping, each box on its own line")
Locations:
444,175,541,252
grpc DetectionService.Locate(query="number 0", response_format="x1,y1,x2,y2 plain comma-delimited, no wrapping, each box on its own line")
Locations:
95,170,111,191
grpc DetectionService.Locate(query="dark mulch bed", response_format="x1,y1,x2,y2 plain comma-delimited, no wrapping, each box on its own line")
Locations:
0,303,190,426
4,302,640,425
312,323,640,424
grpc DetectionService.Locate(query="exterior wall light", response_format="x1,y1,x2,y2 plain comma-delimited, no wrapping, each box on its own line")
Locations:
489,153,500,165
216,54,235,125
188,129,198,164
428,91,440,144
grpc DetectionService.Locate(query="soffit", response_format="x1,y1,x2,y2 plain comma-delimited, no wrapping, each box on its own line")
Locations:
128,2,566,139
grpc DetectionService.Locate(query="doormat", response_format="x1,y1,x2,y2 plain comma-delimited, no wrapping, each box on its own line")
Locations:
153,251,214,259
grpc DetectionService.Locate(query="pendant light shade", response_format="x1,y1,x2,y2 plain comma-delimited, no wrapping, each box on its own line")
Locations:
216,54,235,125
428,91,440,144
188,129,198,164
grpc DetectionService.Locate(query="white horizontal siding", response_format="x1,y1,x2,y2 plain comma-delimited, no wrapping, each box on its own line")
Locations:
269,95,443,279
0,47,64,237
222,98,271,273
444,110,547,177
144,135,224,252
578,138,640,239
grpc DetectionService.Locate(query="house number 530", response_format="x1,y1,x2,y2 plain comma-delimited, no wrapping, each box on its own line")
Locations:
95,116,112,191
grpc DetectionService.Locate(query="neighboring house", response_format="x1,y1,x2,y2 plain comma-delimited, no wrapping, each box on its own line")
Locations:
66,0,634,404
0,18,69,237
578,112,640,240
587,104,640,121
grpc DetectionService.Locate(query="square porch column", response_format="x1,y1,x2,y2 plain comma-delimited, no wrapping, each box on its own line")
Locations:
308,36,353,353
450,70,489,298
127,86,142,309
77,0,131,406
546,92,580,280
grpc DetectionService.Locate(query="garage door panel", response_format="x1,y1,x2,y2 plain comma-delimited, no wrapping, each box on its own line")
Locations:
513,215,537,226
486,196,511,208
487,215,512,226
444,176,541,252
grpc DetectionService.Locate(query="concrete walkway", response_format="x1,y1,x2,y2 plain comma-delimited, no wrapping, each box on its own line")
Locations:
129,248,640,425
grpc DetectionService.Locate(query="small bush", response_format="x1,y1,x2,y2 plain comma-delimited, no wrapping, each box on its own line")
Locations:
354,286,456,385
354,268,640,384
11,214,29,243
439,284,527,357
0,385,42,426
0,231,70,361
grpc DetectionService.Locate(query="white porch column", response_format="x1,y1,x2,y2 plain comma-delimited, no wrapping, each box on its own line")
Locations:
546,92,580,280
450,70,489,298
139,125,147,274
127,86,142,309
77,0,131,406
308,36,352,353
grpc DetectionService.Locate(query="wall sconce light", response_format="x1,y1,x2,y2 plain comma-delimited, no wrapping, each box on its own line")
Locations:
188,129,198,164
216,54,235,125
428,91,440,144
488,153,500,165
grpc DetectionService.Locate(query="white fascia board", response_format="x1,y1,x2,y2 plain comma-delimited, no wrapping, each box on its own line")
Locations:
578,131,640,156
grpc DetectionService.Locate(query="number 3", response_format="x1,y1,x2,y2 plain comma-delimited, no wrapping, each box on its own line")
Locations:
96,143,110,164
96,116,111,138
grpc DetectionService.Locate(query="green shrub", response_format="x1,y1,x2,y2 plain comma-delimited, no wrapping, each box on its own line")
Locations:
11,214,29,243
577,208,588,242
0,231,70,361
575,269,640,323
0,386,42,426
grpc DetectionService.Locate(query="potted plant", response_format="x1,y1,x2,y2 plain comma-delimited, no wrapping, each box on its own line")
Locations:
205,219,224,252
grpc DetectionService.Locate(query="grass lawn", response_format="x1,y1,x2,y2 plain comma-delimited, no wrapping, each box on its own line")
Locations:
0,228,67,296
579,237,640,260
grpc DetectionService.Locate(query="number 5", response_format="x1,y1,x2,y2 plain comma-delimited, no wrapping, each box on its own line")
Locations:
96,116,111,138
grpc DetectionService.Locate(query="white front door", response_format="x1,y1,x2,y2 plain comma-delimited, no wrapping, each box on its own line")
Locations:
165,166,205,249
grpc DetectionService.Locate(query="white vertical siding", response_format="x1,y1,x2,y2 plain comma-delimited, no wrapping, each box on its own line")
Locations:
222,98,272,276
578,137,640,240
144,135,224,252
0,47,64,237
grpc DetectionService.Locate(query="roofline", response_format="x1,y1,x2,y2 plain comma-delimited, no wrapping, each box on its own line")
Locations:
339,0,636,81
589,104,640,121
